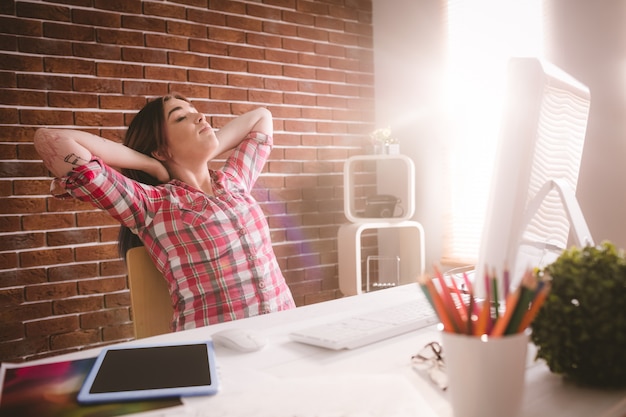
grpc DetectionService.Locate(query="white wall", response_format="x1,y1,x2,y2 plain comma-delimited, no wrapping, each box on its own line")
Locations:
372,0,626,268
372,0,448,269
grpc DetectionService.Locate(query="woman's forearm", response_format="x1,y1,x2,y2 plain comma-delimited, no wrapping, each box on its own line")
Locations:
34,128,167,181
214,107,273,155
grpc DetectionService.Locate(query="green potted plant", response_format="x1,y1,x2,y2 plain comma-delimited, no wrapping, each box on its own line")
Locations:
531,241,626,387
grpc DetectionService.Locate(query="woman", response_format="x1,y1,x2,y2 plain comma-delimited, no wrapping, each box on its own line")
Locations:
33,94,296,331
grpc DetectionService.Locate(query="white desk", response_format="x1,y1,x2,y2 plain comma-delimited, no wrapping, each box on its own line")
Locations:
10,285,626,417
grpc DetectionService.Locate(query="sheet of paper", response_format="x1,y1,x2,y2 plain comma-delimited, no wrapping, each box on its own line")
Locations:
184,370,439,417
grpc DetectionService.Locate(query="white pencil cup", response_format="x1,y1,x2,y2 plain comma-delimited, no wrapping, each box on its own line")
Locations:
441,330,529,417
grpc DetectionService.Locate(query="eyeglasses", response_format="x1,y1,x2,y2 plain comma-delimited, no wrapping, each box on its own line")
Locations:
411,341,448,391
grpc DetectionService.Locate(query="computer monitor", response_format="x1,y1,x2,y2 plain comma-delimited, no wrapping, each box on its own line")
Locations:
475,57,594,299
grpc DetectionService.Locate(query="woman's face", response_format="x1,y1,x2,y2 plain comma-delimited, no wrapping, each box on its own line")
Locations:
159,98,218,163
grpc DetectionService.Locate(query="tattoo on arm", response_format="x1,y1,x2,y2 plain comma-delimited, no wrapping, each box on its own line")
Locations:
64,153,89,166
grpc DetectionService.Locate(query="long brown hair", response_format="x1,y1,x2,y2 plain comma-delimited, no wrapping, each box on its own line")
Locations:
118,94,188,258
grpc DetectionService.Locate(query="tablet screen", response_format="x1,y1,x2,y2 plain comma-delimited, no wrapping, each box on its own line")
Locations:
77,341,219,404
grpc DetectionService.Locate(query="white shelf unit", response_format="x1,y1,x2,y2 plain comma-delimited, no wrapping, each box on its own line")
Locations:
338,155,425,296
343,154,415,223
338,221,425,296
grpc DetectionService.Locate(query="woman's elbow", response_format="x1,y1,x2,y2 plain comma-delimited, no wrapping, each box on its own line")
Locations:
33,128,54,150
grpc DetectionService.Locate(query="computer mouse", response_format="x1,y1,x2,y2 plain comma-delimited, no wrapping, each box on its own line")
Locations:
211,328,267,352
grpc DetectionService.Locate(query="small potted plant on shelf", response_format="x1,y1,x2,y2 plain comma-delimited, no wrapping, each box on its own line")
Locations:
531,241,626,388
369,127,399,155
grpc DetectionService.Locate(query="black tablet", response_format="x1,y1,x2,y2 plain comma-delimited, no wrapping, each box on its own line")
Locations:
77,340,219,404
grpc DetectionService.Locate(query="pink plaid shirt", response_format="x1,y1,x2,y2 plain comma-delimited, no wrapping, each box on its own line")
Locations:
55,131,295,331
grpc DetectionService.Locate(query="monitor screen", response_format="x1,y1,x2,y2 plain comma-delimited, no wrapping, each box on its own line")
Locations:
475,57,593,298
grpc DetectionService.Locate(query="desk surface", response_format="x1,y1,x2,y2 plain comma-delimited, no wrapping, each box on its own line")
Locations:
9,284,626,417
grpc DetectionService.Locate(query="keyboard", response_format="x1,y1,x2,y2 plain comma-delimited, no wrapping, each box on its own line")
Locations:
289,297,439,350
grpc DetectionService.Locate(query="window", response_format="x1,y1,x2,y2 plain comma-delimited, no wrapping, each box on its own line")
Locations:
441,0,544,265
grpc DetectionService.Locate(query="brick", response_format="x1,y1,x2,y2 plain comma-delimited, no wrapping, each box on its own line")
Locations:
0,232,44,251
142,2,186,20
247,4,282,20
96,28,143,46
168,83,210,100
248,61,282,76
78,276,127,295
16,73,72,90
0,71,16,88
0,160,46,177
54,295,104,315
43,22,95,41
187,10,226,26
0,321,24,343
0,34,16,53
315,15,345,31
227,15,263,32
73,42,121,60
74,111,124,127
50,328,101,350
122,80,168,96
0,16,42,37
208,27,245,43
122,15,166,32
20,247,74,268
98,91,146,109
72,9,121,28
43,57,94,75
0,107,17,124
105,290,130,308
265,49,298,65
210,86,248,101
263,21,298,37
0,287,25,307
16,3,71,22
66,73,123,93
144,65,187,82
167,20,207,38
282,10,315,26
22,213,75,231
47,229,98,247
121,47,167,64
48,263,98,282
94,0,142,13
0,196,46,214
145,33,188,51
0,88,46,106
80,307,129,329
99,256,127,276
168,51,208,68
0,301,52,323
48,92,98,109
18,37,72,56
0,268,46,287
25,281,77,302
102,322,134,341
0,53,42,72
283,37,315,53
74,243,119,262
0,215,19,233
330,4,362,22
297,25,328,42
96,62,143,79
189,39,228,56
0,336,49,362
26,314,79,337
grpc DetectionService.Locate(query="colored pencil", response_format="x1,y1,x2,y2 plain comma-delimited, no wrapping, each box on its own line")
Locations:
517,281,551,332
505,270,537,335
489,286,521,337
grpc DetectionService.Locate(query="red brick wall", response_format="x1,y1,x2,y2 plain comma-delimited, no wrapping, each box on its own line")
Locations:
0,0,375,362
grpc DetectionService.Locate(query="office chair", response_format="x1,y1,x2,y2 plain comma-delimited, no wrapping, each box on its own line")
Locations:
126,246,174,339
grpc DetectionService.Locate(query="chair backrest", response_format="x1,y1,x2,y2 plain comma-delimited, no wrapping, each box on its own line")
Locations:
126,246,173,339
